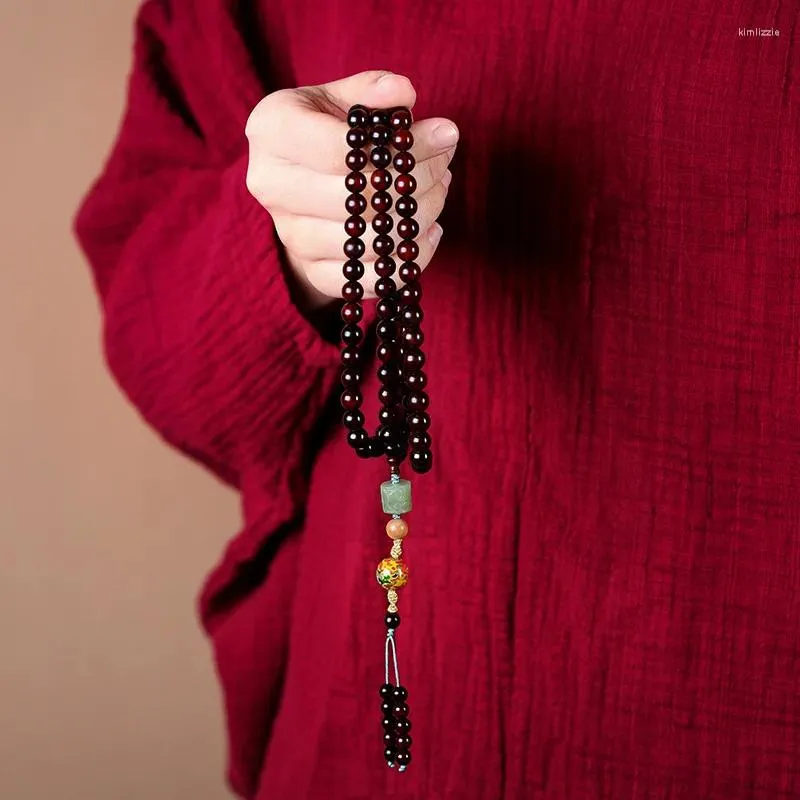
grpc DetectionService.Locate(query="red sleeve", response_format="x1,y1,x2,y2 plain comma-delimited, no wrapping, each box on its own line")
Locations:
74,1,341,627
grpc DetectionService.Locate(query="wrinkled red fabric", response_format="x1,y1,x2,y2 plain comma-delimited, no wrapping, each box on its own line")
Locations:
75,1,800,797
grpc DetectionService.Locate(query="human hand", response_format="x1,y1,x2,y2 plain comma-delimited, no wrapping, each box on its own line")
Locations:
245,70,458,311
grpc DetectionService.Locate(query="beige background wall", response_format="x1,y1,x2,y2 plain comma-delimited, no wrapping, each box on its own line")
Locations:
0,3,238,797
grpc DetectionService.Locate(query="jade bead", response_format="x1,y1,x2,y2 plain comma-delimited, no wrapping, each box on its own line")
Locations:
381,479,412,515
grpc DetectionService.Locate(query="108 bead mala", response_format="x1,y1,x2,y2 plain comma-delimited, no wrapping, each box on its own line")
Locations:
340,104,432,771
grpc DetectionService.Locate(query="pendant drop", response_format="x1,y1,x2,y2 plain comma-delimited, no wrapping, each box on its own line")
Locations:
376,472,412,770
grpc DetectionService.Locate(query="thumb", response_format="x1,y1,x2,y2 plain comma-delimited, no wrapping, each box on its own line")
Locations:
319,70,417,117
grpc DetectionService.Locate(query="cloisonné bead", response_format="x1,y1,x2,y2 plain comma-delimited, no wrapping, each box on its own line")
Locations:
376,557,409,589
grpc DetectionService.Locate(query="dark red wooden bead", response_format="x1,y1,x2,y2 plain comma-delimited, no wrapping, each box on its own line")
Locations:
397,240,419,261
346,149,367,170
377,363,402,383
355,443,374,459
340,303,363,324
345,193,367,215
409,431,431,449
345,216,366,237
370,109,390,127
393,152,415,173
410,449,433,474
395,196,417,217
344,237,365,259
402,328,424,347
407,412,431,431
400,282,422,303
392,129,413,151
376,296,397,319
345,171,367,192
346,428,368,448
376,343,393,363
397,218,419,240
375,277,397,297
341,389,363,409
374,256,396,277
394,174,417,196
372,213,393,234
347,105,369,128
376,321,398,343
373,234,394,256
370,146,391,168
395,734,412,749
340,366,362,386
346,127,367,147
371,191,393,212
342,410,365,429
401,305,423,325
342,260,364,280
403,348,426,370
389,108,413,129
370,125,391,146
405,371,427,390
395,750,412,767
399,262,420,282
341,281,363,301
340,346,362,365
392,703,409,718
371,169,392,191
404,391,429,411
341,324,363,345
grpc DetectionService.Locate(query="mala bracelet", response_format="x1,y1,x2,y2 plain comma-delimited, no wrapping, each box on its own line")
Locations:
340,104,432,771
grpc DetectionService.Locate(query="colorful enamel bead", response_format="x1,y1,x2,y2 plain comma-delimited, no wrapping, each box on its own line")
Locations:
376,557,409,589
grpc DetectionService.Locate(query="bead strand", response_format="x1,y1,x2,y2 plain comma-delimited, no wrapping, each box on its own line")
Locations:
341,105,371,456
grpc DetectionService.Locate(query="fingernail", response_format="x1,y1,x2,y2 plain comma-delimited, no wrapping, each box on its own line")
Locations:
429,223,443,247
377,72,396,86
433,123,459,147
442,169,452,188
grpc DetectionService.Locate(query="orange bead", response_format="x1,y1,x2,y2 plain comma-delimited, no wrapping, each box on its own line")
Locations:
386,519,409,540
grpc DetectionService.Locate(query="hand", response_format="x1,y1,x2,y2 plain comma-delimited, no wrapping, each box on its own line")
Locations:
245,70,458,311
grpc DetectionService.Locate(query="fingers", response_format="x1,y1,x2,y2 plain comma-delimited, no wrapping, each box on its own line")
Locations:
274,175,450,262
249,71,417,175
260,151,452,221
304,218,445,301
320,70,417,115
248,73,458,176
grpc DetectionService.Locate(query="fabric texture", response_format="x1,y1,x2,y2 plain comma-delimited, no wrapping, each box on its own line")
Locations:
75,1,800,797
